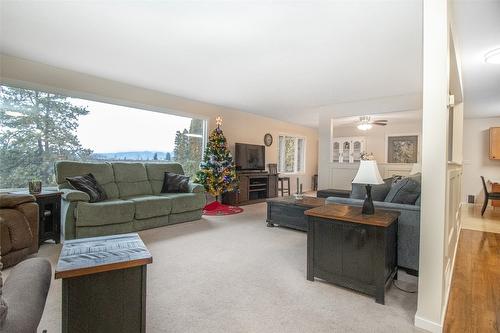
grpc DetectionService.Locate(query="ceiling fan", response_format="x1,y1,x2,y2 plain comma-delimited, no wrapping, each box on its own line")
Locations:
357,116,388,131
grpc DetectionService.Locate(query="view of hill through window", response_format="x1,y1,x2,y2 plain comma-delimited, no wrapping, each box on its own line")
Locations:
0,85,206,188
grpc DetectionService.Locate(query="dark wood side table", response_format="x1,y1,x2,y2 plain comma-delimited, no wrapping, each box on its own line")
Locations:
12,190,62,245
55,233,153,333
266,196,325,231
305,204,399,304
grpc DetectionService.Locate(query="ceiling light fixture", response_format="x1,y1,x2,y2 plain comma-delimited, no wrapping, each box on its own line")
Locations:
485,48,500,64
357,115,372,131
357,123,372,131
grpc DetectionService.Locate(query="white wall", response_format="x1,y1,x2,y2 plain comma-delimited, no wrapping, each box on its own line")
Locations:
319,119,422,190
0,55,318,192
462,117,500,201
415,2,464,332
332,121,422,164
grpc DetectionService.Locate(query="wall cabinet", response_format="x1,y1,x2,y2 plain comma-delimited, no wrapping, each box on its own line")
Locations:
331,137,366,163
490,127,500,160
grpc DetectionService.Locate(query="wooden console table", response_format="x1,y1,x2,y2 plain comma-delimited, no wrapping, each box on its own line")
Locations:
305,204,399,304
55,233,152,333
223,171,278,205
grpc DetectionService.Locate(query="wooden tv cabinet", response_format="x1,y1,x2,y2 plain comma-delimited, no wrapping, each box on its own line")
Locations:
222,171,278,206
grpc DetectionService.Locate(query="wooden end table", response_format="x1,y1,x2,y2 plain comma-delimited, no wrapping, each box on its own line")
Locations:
12,190,62,245
266,196,326,231
55,233,153,333
305,204,399,304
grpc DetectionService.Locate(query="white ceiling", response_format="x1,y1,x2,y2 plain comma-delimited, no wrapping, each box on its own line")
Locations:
452,0,500,118
0,1,423,127
332,110,422,128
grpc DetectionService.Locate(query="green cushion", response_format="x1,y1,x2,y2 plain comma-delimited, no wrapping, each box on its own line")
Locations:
124,195,172,220
159,192,206,213
55,161,119,199
76,222,134,239
112,163,153,197
61,189,90,202
145,163,185,194
75,200,135,226
188,183,205,193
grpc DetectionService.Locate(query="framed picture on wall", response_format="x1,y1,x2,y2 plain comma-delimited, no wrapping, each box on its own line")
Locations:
387,135,419,163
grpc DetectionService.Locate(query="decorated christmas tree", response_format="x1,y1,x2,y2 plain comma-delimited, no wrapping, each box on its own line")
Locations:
195,116,238,200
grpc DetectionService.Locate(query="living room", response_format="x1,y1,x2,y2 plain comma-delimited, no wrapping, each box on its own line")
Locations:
1,1,499,333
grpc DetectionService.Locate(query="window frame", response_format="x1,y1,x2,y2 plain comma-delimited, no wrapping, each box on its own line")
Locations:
0,82,209,189
277,133,306,175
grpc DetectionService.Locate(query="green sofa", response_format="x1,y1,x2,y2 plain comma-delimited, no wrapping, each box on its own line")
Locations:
55,161,206,240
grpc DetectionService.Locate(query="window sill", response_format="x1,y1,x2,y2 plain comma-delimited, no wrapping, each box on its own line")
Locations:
278,172,306,176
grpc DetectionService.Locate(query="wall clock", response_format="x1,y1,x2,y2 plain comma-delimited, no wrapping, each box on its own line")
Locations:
264,133,273,146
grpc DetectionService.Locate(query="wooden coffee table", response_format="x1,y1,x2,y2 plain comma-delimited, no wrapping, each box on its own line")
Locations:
55,233,152,333
305,204,399,304
266,196,326,231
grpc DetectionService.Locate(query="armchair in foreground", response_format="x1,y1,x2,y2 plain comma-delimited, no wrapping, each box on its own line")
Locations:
0,193,39,268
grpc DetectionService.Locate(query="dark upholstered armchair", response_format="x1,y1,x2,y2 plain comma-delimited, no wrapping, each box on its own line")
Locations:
0,194,39,268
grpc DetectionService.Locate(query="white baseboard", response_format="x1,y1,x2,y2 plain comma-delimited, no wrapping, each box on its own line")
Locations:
414,315,442,333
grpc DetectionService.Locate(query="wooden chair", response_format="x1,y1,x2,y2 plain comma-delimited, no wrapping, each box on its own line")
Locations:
480,176,500,216
268,163,290,196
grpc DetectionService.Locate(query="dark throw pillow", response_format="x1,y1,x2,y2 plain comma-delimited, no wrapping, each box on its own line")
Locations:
161,172,190,193
350,177,393,202
384,177,421,205
66,173,107,203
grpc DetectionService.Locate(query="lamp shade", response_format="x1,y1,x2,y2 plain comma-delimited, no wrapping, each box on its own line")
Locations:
352,160,384,185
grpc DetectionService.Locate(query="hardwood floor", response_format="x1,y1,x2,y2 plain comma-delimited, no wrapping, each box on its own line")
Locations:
443,229,500,333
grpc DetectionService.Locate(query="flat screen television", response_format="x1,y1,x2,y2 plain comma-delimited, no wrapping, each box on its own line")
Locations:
235,143,265,171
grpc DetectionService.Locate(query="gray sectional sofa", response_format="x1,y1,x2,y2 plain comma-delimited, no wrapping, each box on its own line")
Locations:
55,161,206,240
326,175,421,274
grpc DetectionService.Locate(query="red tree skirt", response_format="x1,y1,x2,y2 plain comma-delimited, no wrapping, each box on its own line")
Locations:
203,201,243,216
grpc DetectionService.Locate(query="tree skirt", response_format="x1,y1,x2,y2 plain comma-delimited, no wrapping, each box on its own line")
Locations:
203,201,244,216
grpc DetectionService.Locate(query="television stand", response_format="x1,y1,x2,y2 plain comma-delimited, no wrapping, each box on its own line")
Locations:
222,170,278,206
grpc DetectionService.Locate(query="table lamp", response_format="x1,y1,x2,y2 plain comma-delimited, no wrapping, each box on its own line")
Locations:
352,160,384,215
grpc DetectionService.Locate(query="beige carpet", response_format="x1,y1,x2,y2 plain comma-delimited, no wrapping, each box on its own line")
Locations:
29,202,421,332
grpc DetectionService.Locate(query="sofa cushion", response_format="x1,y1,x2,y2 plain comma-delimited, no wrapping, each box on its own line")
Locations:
76,200,135,226
351,177,393,201
161,172,190,193
385,177,421,205
159,193,206,214
66,173,107,203
125,195,172,220
112,163,153,198
55,161,119,199
145,163,185,194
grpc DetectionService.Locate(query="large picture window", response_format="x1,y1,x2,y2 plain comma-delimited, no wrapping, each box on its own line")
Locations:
0,85,207,188
278,135,305,174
